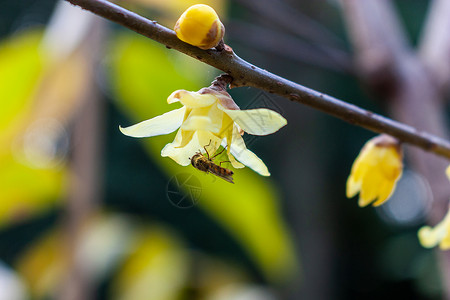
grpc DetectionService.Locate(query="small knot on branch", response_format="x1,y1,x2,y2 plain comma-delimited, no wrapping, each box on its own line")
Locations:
210,74,233,90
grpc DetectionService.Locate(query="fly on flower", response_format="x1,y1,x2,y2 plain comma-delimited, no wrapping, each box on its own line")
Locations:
190,141,234,184
119,76,287,177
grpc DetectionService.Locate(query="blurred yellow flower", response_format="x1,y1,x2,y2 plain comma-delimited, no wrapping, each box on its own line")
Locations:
417,166,450,250
346,134,403,207
418,206,450,250
174,4,225,49
120,86,287,176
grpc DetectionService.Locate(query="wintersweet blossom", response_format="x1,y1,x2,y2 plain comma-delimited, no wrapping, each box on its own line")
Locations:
119,86,287,176
346,134,403,207
417,166,450,250
174,4,225,50
418,206,450,250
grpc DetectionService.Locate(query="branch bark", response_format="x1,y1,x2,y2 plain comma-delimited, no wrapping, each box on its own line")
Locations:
63,0,450,162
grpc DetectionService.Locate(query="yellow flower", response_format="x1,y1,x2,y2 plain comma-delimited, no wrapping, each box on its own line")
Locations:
417,166,450,250
346,134,403,207
418,207,450,249
174,4,225,50
119,87,287,176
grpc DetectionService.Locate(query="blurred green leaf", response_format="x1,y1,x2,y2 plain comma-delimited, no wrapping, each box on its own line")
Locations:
0,29,43,147
109,33,299,282
0,154,65,228
0,29,66,228
111,224,189,300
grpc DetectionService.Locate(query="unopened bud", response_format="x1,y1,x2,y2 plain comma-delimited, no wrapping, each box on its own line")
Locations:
174,4,225,50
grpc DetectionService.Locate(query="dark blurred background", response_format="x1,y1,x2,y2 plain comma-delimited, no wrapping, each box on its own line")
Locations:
0,0,443,299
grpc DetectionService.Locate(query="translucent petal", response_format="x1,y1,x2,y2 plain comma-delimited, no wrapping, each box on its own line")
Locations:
417,226,440,248
227,151,245,169
418,207,450,248
161,131,202,166
440,232,450,249
197,130,222,157
181,105,223,133
218,113,235,140
230,130,270,176
219,106,287,136
161,129,192,159
167,90,217,108
119,107,186,138
222,127,244,169
161,130,220,166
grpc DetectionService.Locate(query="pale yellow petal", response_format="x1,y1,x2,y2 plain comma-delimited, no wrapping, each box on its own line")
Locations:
161,130,220,166
160,129,192,160
227,150,245,169
167,90,217,108
440,234,450,250
196,130,221,157
230,131,270,176
119,107,186,138
418,226,444,248
219,106,287,136
418,208,450,249
181,105,223,133
446,165,450,181
161,131,202,166
218,113,235,139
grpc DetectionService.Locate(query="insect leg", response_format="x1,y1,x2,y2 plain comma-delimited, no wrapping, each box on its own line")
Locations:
203,139,216,159
211,144,228,160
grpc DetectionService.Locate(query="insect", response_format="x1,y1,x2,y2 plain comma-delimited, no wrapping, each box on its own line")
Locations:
190,142,234,184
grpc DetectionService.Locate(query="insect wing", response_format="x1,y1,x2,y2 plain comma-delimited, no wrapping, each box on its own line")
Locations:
208,165,234,184
210,170,234,184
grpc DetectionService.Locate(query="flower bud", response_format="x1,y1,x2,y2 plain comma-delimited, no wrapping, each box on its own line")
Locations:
346,134,403,207
174,4,225,50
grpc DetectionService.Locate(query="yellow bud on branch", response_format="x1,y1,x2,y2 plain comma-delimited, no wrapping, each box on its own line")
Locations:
174,4,225,50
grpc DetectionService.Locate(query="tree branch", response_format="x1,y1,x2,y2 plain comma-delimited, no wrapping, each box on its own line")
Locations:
65,0,450,161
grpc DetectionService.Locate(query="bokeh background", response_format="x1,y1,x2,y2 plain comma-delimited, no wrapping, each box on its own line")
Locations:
0,0,443,299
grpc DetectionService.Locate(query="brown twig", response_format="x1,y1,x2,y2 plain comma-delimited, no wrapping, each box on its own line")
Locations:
64,0,450,161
